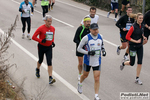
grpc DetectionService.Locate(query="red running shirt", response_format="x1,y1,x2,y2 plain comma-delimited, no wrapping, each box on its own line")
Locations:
32,24,55,46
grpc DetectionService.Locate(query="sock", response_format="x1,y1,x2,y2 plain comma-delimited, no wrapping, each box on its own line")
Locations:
122,62,125,66
36,68,39,71
78,81,82,85
136,77,139,79
115,13,118,18
27,34,30,36
49,76,53,79
52,3,54,6
49,4,50,9
118,46,121,50
95,94,98,98
125,53,128,56
120,11,122,16
23,33,25,35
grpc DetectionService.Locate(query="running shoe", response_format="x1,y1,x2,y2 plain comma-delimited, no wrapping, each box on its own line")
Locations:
42,17,45,21
51,6,53,10
48,8,50,11
49,78,56,84
124,55,129,61
120,59,125,71
114,18,118,22
77,83,82,94
94,96,101,100
107,12,110,18
117,46,121,55
27,35,31,40
36,68,40,78
22,34,25,39
135,78,143,85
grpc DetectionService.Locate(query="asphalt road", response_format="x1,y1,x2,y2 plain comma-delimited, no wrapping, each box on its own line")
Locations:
0,0,150,100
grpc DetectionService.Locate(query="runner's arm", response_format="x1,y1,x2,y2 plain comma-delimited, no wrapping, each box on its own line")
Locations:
77,36,88,54
73,27,81,44
32,28,43,43
116,17,124,30
19,3,23,12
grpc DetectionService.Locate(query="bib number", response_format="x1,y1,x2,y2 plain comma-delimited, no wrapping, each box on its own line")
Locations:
126,23,132,30
46,32,53,41
91,47,101,56
130,50,136,57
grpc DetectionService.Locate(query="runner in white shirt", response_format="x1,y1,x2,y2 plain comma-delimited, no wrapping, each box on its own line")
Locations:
77,23,106,100
80,7,99,25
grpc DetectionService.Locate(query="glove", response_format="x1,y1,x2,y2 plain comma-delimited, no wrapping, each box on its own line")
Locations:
41,38,46,43
102,50,106,56
88,51,95,56
52,42,55,48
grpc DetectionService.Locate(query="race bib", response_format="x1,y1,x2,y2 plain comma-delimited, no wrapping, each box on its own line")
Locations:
126,23,132,30
91,47,101,56
46,32,53,41
130,50,136,57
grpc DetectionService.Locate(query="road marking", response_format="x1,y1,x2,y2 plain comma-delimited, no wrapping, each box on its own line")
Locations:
56,0,115,19
11,0,74,28
0,28,90,100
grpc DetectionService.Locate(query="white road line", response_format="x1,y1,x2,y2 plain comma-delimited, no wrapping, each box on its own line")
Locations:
11,0,74,28
56,0,115,19
0,28,90,100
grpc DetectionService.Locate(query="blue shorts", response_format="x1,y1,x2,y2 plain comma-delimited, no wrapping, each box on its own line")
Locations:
111,2,119,10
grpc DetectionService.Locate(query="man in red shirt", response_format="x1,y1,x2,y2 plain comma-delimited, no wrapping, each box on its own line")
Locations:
32,15,56,84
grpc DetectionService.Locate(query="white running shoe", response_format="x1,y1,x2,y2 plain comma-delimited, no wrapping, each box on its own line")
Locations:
42,17,45,21
117,46,121,55
120,59,125,70
107,12,110,18
27,35,31,40
94,96,101,100
22,34,25,39
135,78,143,85
114,18,118,22
124,55,129,61
77,83,82,94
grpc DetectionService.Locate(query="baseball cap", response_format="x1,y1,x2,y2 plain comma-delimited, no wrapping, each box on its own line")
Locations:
90,23,99,29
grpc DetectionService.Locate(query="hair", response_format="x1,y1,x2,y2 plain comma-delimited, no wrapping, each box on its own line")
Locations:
90,6,96,11
129,13,143,19
126,6,132,10
45,15,52,21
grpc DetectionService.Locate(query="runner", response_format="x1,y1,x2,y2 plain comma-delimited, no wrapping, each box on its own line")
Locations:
41,0,51,20
77,23,106,100
32,15,56,84
120,13,147,85
80,7,99,25
119,0,130,17
49,0,55,11
116,7,134,60
107,0,119,22
19,0,34,40
73,17,91,81
143,10,150,44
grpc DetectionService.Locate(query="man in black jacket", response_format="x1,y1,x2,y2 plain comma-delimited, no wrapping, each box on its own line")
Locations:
116,7,134,60
73,17,91,81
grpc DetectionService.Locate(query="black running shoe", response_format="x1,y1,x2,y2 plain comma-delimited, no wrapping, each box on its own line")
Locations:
36,68,40,78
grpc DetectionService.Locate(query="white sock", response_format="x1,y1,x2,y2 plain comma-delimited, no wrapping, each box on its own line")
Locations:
78,81,82,85
23,33,25,35
95,94,98,98
27,34,30,36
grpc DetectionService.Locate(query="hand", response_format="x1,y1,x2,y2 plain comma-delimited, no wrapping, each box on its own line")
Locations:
22,10,25,13
52,42,55,48
123,28,127,31
31,12,33,16
41,38,46,43
136,39,141,43
102,51,106,56
88,51,95,56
